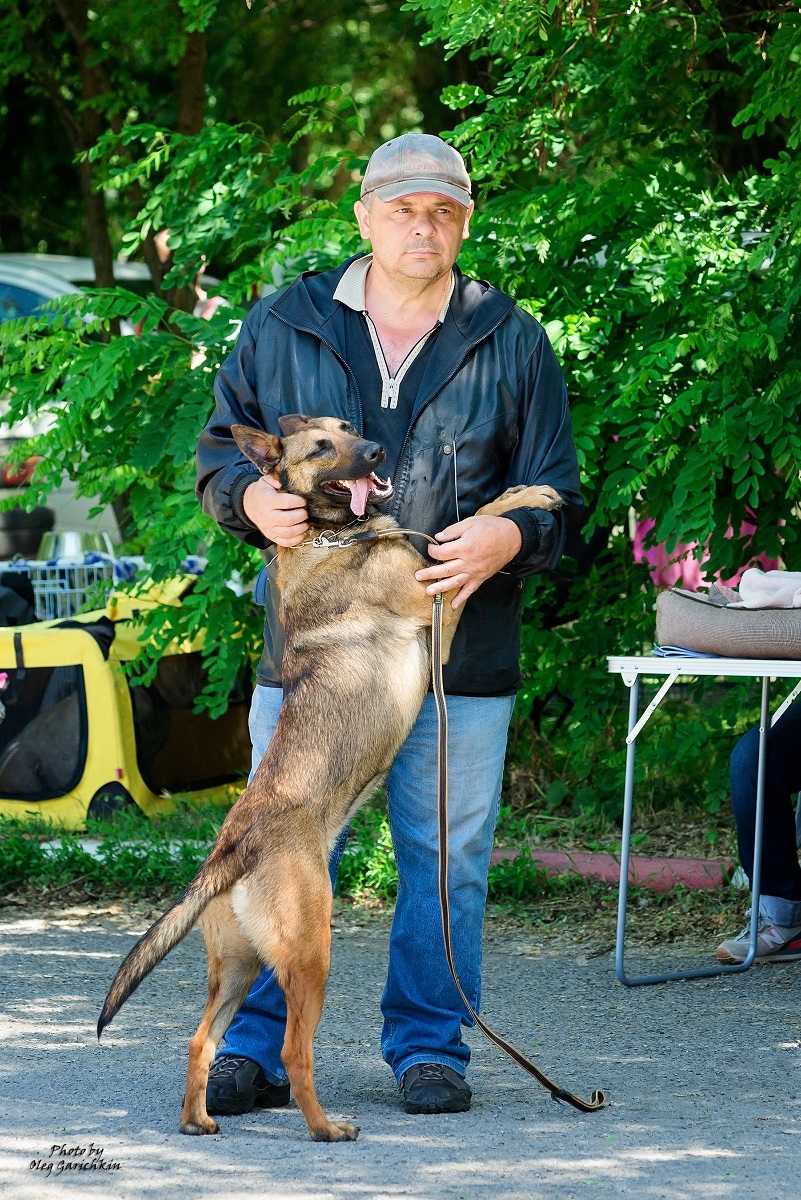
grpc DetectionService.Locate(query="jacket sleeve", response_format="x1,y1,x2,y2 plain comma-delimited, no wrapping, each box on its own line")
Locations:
196,307,272,550
501,324,583,579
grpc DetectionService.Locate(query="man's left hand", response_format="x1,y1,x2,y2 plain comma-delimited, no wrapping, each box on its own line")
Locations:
415,515,522,609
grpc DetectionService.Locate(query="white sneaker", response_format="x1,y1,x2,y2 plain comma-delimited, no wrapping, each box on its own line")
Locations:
716,915,801,964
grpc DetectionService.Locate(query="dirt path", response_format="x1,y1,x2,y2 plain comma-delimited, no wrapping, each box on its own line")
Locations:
1,906,799,1199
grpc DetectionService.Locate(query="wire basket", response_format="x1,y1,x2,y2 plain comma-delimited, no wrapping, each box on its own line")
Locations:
0,557,117,621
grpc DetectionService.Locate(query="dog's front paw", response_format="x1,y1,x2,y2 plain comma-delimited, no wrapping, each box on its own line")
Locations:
310,1120,360,1142
180,1117,219,1136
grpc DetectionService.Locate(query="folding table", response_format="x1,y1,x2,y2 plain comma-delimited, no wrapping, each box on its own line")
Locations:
607,655,801,987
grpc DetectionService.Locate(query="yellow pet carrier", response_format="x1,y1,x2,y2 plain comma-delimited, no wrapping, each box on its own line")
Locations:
0,579,250,829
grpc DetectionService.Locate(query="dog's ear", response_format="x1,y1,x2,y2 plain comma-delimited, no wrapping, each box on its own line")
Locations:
278,413,311,436
231,425,283,474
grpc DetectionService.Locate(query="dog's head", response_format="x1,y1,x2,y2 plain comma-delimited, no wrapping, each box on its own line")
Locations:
231,415,394,525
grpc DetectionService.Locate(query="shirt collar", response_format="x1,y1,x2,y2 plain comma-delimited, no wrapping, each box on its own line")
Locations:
333,253,455,324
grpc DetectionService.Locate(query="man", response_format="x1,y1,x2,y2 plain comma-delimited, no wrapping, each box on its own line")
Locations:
196,133,582,1116
717,702,801,964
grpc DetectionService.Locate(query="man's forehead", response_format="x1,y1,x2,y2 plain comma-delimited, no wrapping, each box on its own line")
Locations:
384,192,462,208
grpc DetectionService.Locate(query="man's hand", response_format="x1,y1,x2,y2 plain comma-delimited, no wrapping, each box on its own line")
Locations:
243,475,309,547
414,515,522,609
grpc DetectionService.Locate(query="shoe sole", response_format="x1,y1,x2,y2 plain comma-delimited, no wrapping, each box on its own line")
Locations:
403,1099,471,1114
716,948,801,965
206,1089,291,1116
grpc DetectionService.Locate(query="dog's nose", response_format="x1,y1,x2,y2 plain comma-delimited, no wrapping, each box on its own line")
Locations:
362,442,385,466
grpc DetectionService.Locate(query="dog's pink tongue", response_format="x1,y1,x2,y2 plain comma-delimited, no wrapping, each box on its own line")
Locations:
346,477,371,516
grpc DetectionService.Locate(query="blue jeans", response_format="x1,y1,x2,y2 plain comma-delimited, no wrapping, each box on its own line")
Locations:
730,699,801,927
217,684,515,1084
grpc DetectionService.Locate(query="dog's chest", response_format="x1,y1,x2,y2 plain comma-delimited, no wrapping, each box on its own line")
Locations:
379,616,430,708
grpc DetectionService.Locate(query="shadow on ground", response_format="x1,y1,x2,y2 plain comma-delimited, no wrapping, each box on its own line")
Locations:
0,910,799,1198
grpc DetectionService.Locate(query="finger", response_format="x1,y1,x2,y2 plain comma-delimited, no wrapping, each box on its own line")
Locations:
426,573,469,596
269,492,307,511
273,529,308,547
272,508,308,529
425,540,462,561
416,560,463,582
265,471,282,489
435,519,473,542
273,521,309,539
451,579,479,608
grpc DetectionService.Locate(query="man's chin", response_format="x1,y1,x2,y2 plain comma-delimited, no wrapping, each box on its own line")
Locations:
396,257,450,282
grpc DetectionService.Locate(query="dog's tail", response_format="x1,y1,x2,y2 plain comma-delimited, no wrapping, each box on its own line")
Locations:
97,844,242,1039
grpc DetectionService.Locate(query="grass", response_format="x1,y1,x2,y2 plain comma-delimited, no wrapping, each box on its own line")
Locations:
0,789,749,950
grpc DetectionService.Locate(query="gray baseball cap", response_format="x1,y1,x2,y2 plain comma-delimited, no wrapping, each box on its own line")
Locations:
361,133,472,209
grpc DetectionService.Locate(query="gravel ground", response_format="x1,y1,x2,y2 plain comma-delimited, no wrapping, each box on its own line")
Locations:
1,906,800,1199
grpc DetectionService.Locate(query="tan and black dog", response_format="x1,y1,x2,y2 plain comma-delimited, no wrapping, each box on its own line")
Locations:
98,414,562,1143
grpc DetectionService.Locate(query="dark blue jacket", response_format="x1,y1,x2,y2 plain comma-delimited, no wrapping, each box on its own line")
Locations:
196,256,582,695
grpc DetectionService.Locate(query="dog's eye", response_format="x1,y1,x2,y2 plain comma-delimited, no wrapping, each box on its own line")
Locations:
310,440,333,457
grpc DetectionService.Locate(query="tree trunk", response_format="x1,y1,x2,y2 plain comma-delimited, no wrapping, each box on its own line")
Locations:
51,0,118,287
168,29,208,312
177,31,207,136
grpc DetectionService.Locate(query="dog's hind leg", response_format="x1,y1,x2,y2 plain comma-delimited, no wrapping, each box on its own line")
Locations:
179,896,261,1136
250,854,359,1143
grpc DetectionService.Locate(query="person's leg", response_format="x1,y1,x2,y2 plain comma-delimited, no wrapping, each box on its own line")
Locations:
730,699,801,927
212,685,348,1083
380,693,515,1083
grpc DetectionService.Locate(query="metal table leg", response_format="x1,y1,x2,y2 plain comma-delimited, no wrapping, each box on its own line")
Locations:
615,674,770,987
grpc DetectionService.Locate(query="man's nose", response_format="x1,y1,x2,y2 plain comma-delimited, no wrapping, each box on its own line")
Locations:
411,213,437,237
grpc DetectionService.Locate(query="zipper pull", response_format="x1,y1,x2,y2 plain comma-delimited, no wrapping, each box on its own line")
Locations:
388,379,397,409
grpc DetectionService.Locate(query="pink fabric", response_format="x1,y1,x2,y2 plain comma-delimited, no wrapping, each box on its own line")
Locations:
633,517,779,591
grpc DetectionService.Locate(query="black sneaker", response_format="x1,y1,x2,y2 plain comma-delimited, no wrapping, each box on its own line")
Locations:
401,1063,472,1114
206,1054,291,1115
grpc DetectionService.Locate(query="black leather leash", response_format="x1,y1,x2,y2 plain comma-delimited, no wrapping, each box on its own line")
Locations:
293,523,607,1112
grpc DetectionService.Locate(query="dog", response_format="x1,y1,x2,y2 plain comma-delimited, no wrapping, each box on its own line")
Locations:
98,414,563,1142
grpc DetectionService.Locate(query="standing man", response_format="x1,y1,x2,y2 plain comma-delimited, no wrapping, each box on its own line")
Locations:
196,134,582,1116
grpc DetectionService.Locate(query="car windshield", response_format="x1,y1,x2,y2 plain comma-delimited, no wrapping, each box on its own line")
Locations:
0,283,51,323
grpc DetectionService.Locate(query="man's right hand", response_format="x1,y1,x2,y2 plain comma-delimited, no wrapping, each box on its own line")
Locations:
243,475,309,547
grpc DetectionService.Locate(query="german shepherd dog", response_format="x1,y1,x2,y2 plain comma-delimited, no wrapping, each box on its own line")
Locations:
98,415,562,1143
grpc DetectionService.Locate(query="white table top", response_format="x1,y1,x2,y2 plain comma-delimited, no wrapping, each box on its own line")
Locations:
608,655,801,679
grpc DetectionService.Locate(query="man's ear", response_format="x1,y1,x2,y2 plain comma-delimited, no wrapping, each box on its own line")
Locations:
278,413,311,436
231,425,283,474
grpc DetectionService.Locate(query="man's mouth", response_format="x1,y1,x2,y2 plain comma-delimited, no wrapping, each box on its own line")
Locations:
320,473,394,516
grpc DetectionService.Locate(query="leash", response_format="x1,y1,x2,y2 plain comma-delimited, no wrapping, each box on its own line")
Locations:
430,590,605,1112
290,522,606,1112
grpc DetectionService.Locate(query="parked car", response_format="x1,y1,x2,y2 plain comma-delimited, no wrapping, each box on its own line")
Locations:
0,255,124,552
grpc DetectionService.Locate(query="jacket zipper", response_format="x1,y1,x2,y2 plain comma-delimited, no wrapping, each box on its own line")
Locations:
272,303,513,520
390,308,513,519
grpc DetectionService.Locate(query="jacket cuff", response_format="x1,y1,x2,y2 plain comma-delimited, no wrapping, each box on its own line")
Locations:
229,466,261,529
501,508,541,569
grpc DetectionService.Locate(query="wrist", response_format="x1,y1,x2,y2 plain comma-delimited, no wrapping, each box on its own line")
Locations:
232,470,261,529
498,515,523,562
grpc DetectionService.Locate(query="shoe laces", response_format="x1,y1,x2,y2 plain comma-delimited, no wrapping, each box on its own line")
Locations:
208,1056,246,1079
733,914,770,942
415,1063,446,1082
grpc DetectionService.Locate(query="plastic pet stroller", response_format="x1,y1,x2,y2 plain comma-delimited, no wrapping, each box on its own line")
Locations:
0,579,251,829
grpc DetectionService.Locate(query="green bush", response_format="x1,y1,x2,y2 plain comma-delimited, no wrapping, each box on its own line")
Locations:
1,3,797,817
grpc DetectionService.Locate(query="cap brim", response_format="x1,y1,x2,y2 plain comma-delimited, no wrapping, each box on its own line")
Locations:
367,180,472,209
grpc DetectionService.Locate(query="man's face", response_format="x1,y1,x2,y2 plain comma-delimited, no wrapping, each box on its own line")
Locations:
354,192,473,286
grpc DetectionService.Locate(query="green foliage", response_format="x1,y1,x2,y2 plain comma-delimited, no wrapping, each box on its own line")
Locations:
405,0,801,815
2,2,799,815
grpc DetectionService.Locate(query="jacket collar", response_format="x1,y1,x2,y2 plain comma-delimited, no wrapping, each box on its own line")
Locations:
271,253,515,348
270,254,517,426
332,253,455,324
